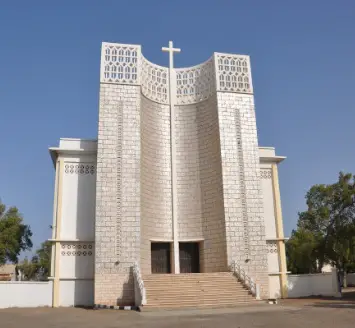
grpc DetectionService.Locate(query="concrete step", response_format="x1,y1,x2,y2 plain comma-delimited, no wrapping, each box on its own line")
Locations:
147,291,250,298
143,274,234,278
144,276,240,279
147,293,250,299
144,281,243,285
141,304,256,311
143,272,255,309
146,299,252,305
145,288,249,294
146,298,253,305
144,281,244,286
143,274,234,280
145,286,247,291
145,300,254,308
146,288,249,296
143,272,232,276
145,284,244,289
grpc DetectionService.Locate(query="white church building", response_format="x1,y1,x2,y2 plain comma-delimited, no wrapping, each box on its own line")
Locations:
48,41,288,308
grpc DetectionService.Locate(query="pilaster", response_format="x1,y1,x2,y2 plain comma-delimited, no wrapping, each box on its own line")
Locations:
52,159,64,307
271,164,288,298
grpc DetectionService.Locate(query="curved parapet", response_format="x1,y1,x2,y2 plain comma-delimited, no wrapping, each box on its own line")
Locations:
141,56,169,104
100,42,253,104
175,58,215,105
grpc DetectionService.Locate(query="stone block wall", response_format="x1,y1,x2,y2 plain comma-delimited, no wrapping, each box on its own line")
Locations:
95,83,141,306
96,86,269,301
140,95,172,274
175,102,203,240
197,96,228,272
175,96,227,272
217,93,269,298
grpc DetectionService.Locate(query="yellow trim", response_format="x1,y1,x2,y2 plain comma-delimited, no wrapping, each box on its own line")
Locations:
271,164,288,298
50,160,60,278
53,159,64,307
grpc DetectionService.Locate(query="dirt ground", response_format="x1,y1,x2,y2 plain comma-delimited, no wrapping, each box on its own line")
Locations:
1,298,355,328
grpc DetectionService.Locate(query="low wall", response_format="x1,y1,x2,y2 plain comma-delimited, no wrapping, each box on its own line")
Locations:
0,281,53,308
346,273,355,286
287,270,340,298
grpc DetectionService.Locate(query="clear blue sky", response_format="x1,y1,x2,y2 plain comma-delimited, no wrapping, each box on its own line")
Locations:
1,1,354,256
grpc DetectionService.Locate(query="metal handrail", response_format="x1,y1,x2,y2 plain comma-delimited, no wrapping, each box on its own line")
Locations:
231,261,261,300
133,262,147,306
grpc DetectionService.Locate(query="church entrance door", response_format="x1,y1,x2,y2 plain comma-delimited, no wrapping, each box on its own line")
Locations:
151,243,171,274
179,242,200,273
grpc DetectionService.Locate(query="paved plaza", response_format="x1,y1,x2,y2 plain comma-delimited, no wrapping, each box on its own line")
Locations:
0,299,354,328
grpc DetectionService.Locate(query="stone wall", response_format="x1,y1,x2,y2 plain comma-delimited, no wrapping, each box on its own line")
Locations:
140,95,172,274
95,83,141,306
175,96,227,272
217,93,269,298
175,102,203,240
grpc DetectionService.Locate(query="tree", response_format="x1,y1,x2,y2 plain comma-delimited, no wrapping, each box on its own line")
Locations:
35,240,51,278
286,228,321,274
0,200,33,265
287,172,355,286
16,241,52,281
17,257,38,281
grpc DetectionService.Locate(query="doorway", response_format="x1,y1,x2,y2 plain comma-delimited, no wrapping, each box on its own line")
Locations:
179,242,200,273
151,242,171,274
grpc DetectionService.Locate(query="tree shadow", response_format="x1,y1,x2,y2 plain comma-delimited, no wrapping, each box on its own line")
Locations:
341,288,355,299
290,288,355,310
310,302,355,309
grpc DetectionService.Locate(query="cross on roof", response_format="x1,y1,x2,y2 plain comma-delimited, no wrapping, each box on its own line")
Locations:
162,41,181,69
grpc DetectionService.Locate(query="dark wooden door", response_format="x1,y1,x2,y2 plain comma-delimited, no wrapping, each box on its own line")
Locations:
179,243,200,273
151,243,171,274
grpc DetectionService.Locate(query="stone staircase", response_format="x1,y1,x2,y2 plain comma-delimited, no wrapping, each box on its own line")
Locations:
142,272,256,309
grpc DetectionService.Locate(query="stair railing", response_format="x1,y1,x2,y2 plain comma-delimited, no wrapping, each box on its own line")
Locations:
133,262,147,306
231,261,261,300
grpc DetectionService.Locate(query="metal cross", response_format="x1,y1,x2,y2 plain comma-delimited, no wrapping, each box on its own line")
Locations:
162,41,181,69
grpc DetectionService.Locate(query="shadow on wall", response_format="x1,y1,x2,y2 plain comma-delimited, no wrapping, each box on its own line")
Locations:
116,267,135,306
196,96,227,273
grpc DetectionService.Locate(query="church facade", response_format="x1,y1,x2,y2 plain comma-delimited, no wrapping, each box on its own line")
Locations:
49,42,288,307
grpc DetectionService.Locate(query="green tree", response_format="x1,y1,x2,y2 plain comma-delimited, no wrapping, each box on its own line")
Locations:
286,228,321,274
16,241,52,281
323,223,355,286
17,257,38,280
287,172,355,285
0,200,33,265
35,240,51,278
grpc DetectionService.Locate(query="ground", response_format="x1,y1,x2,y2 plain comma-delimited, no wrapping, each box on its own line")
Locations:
1,296,355,328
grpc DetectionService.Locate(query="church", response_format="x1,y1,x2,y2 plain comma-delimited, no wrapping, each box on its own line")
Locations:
48,41,288,308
